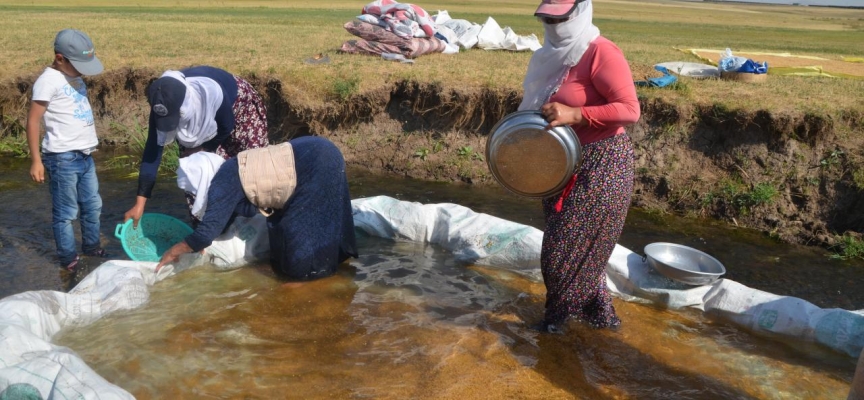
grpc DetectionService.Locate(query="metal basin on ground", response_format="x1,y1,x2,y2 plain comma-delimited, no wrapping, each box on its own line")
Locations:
485,110,582,198
644,242,726,286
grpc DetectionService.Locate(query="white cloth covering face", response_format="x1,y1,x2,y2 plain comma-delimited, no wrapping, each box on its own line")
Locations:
518,0,600,111
156,70,224,149
176,151,226,219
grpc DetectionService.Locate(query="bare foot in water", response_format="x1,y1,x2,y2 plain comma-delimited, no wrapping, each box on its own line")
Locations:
282,282,305,289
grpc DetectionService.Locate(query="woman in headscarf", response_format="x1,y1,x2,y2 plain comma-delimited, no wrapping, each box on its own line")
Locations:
123,65,269,227
521,0,640,331
156,136,358,281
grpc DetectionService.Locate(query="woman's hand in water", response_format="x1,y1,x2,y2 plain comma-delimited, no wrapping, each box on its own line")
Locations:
156,241,193,272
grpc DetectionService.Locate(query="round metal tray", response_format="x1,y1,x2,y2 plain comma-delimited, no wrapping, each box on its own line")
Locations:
644,242,726,286
485,111,582,198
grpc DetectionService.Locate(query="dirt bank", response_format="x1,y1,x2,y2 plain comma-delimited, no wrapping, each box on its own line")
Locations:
2,68,862,248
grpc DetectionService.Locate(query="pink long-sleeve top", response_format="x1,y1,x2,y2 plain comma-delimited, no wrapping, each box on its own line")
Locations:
548,36,640,145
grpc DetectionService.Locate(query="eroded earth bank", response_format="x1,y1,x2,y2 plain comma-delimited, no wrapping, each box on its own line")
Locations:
1,68,862,250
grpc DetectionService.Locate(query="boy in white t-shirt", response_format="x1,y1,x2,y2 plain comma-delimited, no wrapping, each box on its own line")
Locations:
26,29,107,272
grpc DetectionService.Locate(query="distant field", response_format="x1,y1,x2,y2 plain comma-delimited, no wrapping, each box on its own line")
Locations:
0,0,862,112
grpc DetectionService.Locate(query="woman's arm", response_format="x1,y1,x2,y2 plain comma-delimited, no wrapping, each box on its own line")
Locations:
581,42,641,127
233,199,259,218
156,159,247,270
137,112,165,198
200,105,234,152
125,113,165,227
183,158,248,252
156,240,193,272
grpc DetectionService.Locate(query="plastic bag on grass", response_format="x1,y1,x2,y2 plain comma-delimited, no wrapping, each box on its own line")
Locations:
738,59,768,74
635,65,678,88
432,9,451,24
442,19,481,50
719,48,748,72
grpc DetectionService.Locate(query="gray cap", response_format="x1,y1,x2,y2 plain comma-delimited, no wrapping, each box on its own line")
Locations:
54,29,103,76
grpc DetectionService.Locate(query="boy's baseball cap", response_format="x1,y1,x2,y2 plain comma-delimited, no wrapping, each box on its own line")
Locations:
54,29,103,76
147,76,187,132
534,0,585,18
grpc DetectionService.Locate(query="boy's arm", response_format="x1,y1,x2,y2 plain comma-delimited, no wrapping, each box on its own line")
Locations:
26,100,48,183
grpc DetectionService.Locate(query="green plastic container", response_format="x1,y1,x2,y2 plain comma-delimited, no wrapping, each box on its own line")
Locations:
115,213,193,262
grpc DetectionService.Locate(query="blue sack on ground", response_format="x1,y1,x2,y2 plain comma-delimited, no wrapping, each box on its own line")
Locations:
635,65,678,88
737,59,768,74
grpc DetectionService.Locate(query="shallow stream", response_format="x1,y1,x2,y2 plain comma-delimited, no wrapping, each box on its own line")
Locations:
1,151,863,398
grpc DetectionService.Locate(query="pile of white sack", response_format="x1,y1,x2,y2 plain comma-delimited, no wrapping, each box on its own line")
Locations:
432,10,542,52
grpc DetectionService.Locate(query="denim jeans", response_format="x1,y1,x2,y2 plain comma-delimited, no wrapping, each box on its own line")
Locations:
42,151,103,266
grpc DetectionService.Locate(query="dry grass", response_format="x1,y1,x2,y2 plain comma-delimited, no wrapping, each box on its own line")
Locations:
0,0,862,113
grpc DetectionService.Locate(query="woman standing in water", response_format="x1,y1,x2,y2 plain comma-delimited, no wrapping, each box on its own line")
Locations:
123,66,269,227
520,0,640,330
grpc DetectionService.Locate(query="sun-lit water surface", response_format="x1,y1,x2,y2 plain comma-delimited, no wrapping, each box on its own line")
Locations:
55,235,853,399
0,152,861,398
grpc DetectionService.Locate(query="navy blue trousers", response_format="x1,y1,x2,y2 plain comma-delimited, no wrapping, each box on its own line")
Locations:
266,136,358,280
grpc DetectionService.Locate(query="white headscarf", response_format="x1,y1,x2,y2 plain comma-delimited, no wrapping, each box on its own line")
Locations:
518,0,600,111
156,70,224,149
176,151,226,219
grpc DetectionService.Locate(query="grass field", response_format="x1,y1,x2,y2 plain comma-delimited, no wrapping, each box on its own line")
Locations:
0,0,862,113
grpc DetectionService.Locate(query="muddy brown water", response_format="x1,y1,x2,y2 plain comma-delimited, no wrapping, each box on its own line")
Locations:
1,150,863,398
